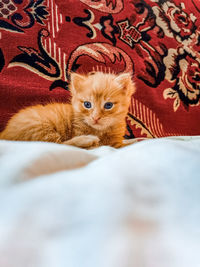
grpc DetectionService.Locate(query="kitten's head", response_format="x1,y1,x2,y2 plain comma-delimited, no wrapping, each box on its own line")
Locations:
70,71,136,130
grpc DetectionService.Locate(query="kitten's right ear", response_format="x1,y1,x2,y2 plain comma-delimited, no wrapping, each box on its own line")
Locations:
70,73,86,93
115,73,136,96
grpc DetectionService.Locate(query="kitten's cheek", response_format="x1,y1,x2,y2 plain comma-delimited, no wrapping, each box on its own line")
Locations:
73,105,81,112
84,118,92,126
102,119,112,127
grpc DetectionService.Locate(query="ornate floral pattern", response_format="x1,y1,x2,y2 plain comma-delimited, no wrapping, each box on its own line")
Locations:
164,49,200,111
80,0,124,14
154,0,200,111
153,1,197,43
0,0,48,33
9,29,61,80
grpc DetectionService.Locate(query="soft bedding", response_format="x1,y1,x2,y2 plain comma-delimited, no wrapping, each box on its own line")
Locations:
0,137,200,267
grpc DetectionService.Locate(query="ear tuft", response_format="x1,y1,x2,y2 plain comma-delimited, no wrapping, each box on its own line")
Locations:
115,73,136,96
69,72,86,93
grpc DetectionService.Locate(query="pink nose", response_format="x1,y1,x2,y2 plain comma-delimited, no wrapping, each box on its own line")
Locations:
93,117,101,124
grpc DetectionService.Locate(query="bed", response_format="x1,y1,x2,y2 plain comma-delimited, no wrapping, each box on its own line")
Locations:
0,136,200,267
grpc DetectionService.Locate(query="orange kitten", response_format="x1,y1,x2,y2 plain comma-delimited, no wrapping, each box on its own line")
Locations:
0,72,136,148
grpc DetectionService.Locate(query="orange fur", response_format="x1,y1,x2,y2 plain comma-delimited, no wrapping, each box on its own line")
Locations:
0,72,136,148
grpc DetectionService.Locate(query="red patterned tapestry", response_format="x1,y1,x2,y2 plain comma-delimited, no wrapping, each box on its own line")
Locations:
0,0,200,138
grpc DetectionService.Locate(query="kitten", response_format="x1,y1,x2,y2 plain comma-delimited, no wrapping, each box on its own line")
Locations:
0,72,136,148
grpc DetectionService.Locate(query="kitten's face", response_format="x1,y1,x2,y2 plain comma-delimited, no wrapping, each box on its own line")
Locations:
70,72,135,130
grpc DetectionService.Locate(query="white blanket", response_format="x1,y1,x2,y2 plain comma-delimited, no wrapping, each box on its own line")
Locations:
0,137,200,267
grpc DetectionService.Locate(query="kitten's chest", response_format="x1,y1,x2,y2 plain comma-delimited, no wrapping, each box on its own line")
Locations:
73,124,96,137
73,126,114,143
72,122,124,147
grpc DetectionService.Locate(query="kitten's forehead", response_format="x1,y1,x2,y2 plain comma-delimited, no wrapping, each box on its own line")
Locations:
81,72,121,96
90,72,117,82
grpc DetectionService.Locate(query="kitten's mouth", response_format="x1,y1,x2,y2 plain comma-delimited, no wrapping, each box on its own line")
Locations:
92,121,112,131
90,121,105,130
92,122,102,129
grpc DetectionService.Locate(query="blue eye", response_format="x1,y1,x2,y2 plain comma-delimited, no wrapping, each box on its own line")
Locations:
104,102,113,110
84,101,92,109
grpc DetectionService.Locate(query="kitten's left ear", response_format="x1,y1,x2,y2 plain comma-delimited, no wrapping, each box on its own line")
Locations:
69,72,86,93
115,73,136,96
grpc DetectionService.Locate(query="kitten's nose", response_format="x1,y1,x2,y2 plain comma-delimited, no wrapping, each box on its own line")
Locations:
93,117,101,124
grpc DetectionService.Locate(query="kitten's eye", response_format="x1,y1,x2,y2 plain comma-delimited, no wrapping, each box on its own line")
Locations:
104,102,113,110
84,101,92,109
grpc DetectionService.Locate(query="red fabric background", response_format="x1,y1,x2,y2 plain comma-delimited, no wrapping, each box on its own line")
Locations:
0,0,200,138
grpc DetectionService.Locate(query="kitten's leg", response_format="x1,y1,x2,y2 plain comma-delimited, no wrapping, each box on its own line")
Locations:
123,138,150,145
63,135,100,149
113,138,150,148
109,138,150,148
0,126,63,144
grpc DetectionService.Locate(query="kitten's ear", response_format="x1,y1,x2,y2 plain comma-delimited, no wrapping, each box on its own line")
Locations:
115,73,136,96
70,73,86,93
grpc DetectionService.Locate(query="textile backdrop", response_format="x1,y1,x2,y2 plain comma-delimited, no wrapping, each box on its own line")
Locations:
0,0,200,138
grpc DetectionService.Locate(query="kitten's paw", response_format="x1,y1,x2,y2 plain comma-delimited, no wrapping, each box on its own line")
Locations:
123,138,149,145
75,135,100,148
63,135,100,149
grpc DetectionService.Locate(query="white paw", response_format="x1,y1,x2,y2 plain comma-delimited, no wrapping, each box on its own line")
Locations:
123,138,149,145
76,135,100,148
64,135,100,148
